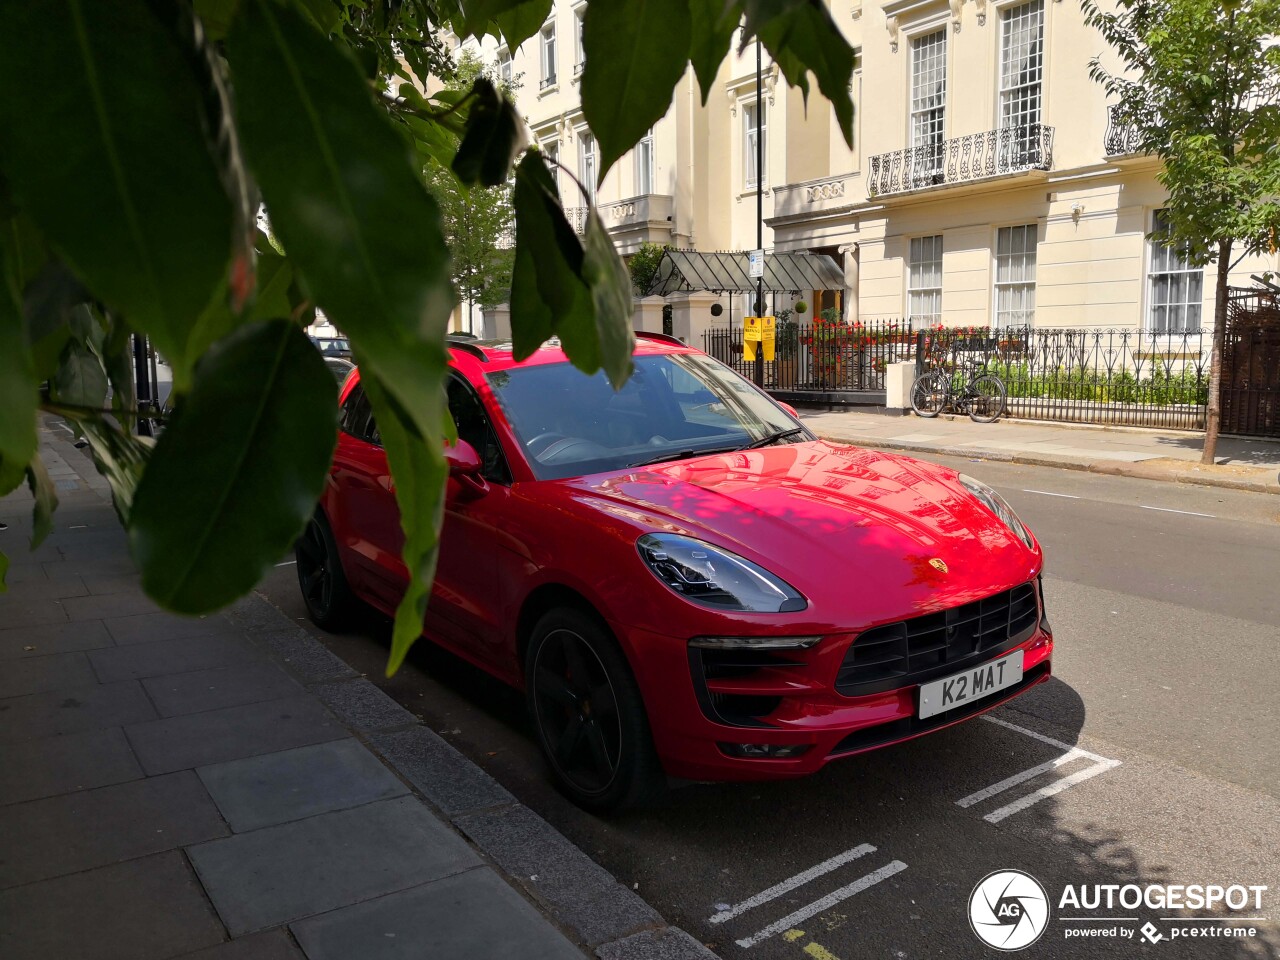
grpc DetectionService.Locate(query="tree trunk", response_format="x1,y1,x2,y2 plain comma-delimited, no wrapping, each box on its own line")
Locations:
1200,238,1232,464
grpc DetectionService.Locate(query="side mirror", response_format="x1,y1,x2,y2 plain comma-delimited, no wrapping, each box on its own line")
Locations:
779,401,799,419
444,439,488,497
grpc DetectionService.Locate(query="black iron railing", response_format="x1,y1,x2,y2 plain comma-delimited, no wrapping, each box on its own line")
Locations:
1103,105,1142,156
868,124,1054,197
704,319,916,393
916,325,1210,429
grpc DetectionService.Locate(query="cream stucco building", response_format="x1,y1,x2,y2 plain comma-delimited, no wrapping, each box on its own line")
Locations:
455,0,1278,342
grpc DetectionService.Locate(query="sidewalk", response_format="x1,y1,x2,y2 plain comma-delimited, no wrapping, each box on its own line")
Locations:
0,422,715,960
800,409,1280,495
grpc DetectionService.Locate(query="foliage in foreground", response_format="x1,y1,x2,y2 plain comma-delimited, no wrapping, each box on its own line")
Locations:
0,0,857,673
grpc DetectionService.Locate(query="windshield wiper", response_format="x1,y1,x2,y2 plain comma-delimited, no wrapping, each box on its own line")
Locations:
629,446,740,468
745,427,807,449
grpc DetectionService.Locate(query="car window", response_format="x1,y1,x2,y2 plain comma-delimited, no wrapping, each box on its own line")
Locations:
486,353,805,480
447,375,510,485
339,384,379,446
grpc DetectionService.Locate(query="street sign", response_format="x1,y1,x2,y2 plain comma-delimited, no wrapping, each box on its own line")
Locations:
748,249,764,279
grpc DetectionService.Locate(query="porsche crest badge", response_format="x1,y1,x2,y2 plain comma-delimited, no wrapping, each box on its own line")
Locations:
929,558,949,574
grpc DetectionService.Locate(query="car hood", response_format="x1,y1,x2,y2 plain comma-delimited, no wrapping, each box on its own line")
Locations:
562,441,1040,628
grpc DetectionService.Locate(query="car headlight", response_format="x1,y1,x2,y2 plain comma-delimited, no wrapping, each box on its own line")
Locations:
636,534,807,613
958,474,1035,550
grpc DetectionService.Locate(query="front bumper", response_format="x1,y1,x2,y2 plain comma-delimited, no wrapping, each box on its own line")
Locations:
621,623,1053,782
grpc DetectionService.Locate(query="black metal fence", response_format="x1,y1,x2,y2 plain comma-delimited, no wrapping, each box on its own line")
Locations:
1221,288,1280,437
915,326,1210,429
703,318,916,394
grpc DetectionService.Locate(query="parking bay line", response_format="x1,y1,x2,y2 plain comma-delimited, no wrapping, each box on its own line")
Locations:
708,844,877,925
733,862,909,949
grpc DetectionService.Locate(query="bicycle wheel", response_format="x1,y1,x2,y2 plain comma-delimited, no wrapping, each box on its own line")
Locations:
910,370,947,418
967,374,1007,423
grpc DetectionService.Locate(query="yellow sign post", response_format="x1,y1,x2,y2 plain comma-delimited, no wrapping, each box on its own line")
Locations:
743,317,776,362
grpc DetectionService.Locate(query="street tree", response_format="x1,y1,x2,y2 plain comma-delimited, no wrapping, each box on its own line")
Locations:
1082,0,1280,463
0,0,856,674
424,50,517,332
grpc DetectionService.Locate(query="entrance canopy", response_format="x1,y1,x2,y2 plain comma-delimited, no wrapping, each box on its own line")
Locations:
648,248,844,296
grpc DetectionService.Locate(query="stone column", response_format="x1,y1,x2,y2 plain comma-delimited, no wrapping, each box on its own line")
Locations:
668,290,723,349
480,304,512,340
885,361,916,413
632,296,667,334
839,242,860,324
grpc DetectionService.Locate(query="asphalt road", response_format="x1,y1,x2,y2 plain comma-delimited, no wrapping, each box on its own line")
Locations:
256,455,1280,960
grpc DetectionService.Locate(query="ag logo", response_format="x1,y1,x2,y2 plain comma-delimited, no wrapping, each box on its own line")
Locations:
969,870,1050,951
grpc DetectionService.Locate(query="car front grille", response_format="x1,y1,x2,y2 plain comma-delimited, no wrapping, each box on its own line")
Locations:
834,582,1039,697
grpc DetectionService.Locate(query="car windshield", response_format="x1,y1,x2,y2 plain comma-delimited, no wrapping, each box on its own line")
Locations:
486,352,809,480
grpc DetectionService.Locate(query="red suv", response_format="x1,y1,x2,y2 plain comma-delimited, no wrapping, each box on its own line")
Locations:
297,334,1052,810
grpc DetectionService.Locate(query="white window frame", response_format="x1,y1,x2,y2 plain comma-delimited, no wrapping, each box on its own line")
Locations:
993,224,1037,329
574,7,586,75
540,22,557,88
999,0,1045,160
635,127,654,196
743,99,766,189
497,48,512,85
579,130,596,205
909,29,947,183
543,139,560,199
908,235,944,325
1146,210,1204,334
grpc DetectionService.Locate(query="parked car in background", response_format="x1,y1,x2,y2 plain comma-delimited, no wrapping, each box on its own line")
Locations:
310,336,352,360
296,334,1052,811
324,357,354,385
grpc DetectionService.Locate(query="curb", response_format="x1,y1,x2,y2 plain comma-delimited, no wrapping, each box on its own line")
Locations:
814,431,1280,496
224,593,718,960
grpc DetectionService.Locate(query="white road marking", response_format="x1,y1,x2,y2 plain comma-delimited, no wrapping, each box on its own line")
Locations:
1139,504,1215,518
1021,488,1080,499
708,844,876,925
960,715,1121,823
734,862,909,949
274,560,297,567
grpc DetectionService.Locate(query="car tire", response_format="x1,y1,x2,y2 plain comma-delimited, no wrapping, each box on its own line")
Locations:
295,512,355,631
525,606,665,813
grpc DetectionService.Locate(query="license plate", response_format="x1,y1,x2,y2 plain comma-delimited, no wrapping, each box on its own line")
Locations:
917,651,1024,719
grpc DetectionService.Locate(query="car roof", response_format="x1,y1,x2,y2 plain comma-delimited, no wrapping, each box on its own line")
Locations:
446,332,695,370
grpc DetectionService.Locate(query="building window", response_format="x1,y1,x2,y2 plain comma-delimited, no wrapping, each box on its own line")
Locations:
994,225,1037,328
579,130,596,204
1148,210,1203,334
1000,0,1044,143
910,30,946,181
635,128,654,195
908,235,943,325
543,140,560,198
744,100,766,189
540,22,557,88
574,8,585,75
497,48,512,85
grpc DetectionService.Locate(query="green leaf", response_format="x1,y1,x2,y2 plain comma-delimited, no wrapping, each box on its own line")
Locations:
581,211,636,388
360,373,448,676
0,0,234,388
62,412,153,523
581,0,693,179
0,239,37,470
690,1,742,106
26,456,59,548
494,0,553,52
100,311,137,420
52,321,109,411
452,78,525,188
128,320,337,614
744,0,855,148
248,250,295,321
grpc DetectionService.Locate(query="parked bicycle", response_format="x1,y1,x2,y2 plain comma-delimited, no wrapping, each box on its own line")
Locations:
910,360,1007,423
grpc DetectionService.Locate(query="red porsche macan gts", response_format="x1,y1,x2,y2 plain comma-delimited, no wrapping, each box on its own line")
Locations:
296,333,1053,811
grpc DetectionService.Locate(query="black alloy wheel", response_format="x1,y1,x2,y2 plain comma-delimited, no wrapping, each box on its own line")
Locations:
295,513,353,630
526,607,663,812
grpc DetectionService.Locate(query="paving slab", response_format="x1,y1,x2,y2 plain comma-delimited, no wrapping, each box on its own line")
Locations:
0,597,70,630
1,574,89,600
176,930,307,960
0,679,156,742
0,650,99,698
126,694,346,775
105,610,234,645
188,796,481,935
89,633,264,683
0,770,228,888
0,851,225,960
62,591,172,621
291,868,584,960
143,661,304,717
198,739,409,833
0,617,113,659
0,726,143,805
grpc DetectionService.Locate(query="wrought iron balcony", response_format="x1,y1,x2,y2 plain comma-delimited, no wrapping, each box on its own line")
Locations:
563,205,589,236
868,124,1054,198
1104,104,1142,156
